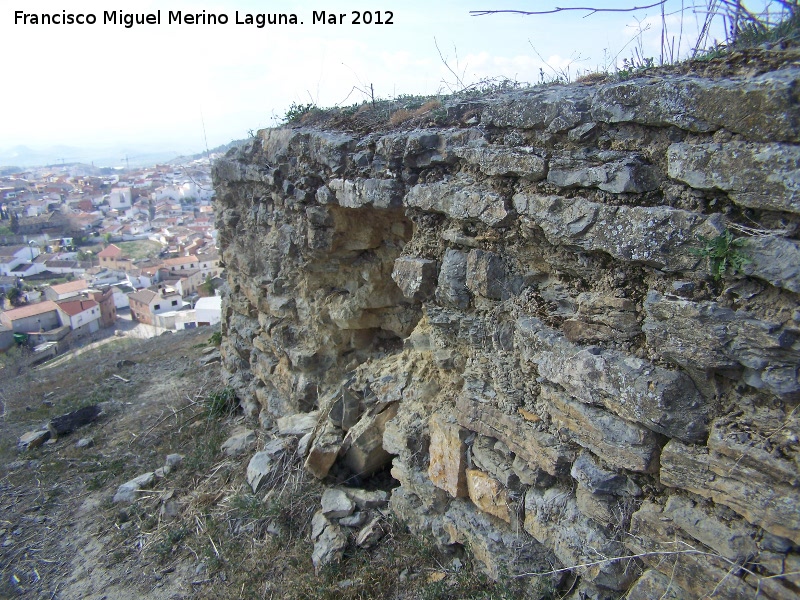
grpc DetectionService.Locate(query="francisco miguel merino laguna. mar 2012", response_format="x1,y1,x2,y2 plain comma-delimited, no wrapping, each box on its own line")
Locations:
13,10,301,28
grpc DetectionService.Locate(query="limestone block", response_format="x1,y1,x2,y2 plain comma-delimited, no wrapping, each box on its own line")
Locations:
743,235,800,294
644,291,800,398
18,430,50,450
575,487,624,526
328,388,363,432
572,292,640,341
471,435,519,489
338,511,368,528
389,486,447,543
513,192,723,273
391,257,438,301
247,451,276,493
405,175,510,227
466,250,506,300
482,86,592,131
561,320,615,344
456,395,574,476
591,68,800,143
466,469,512,524
321,488,355,519
524,487,636,591
304,421,344,479
402,130,449,167
355,517,385,548
570,452,641,497
277,411,319,436
311,522,347,572
310,510,329,541
341,403,399,477
660,439,800,545
454,146,547,179
315,185,335,204
548,151,659,194
663,495,758,562
545,387,662,473
668,141,800,215
261,128,355,172
398,127,485,168
328,178,404,209
436,249,470,309
444,498,558,580
221,428,256,457
627,501,755,600
113,472,155,504
341,488,389,510
428,412,470,498
511,455,555,488
516,317,709,443
625,570,688,600
248,438,290,493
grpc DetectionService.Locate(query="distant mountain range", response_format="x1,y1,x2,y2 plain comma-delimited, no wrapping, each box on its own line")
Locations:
0,140,246,171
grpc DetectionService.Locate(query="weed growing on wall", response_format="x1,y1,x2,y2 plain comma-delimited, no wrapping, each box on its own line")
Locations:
690,229,751,281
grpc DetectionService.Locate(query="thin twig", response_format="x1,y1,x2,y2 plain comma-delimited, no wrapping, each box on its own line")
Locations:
434,37,467,92
471,2,669,17
513,547,755,579
133,399,202,446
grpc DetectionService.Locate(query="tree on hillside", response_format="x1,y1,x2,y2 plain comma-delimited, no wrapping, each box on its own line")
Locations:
200,275,216,297
6,287,23,307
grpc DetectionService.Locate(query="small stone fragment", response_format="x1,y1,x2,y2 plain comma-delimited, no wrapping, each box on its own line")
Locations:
221,428,256,457
311,510,329,541
277,412,319,436
247,451,276,493
321,488,355,519
165,454,184,468
339,512,369,528
113,472,155,504
18,430,51,450
311,523,347,572
355,517,385,548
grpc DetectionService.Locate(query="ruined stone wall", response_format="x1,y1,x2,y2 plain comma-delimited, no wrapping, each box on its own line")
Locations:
213,62,800,599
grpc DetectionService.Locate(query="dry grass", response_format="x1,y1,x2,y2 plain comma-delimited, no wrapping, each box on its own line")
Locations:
388,100,442,126
0,328,546,599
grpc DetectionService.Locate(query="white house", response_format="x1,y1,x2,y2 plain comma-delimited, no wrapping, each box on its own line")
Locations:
56,298,101,336
195,295,221,326
110,284,133,309
153,185,183,203
0,244,40,275
108,187,132,210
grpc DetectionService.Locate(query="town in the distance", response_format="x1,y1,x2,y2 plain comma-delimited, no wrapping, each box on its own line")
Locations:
0,150,232,367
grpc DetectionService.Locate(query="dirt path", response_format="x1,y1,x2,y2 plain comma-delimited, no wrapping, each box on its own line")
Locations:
0,328,223,599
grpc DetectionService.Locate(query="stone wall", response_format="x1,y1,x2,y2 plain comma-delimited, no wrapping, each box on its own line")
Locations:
213,61,800,599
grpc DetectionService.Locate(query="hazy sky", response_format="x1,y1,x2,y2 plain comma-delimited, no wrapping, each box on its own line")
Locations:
1,0,740,157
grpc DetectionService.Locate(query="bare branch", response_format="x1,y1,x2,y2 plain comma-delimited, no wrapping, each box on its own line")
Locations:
434,37,468,92
471,1,669,18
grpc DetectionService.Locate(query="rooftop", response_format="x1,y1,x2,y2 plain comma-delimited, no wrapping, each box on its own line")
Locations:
56,298,98,317
1,300,61,321
48,279,88,296
97,244,123,259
